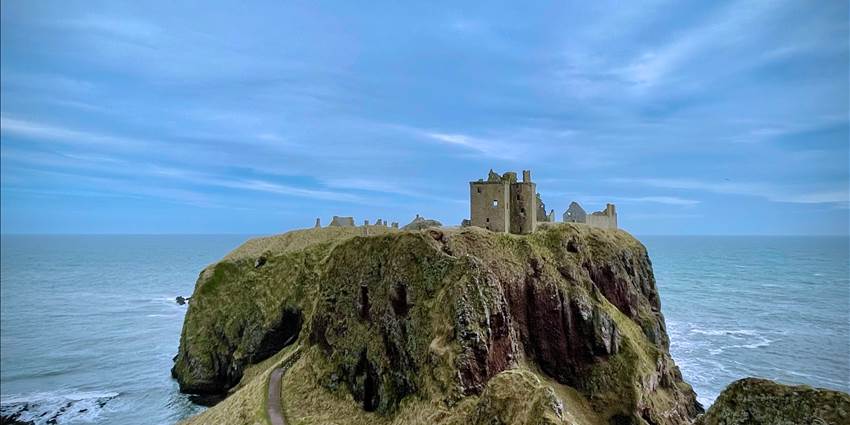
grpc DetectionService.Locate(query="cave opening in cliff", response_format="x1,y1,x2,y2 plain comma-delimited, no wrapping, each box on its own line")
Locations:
355,349,380,412
390,282,410,317
359,284,370,319
252,306,302,363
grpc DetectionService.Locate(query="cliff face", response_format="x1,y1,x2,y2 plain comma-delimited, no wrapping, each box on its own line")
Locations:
173,223,702,425
696,378,850,425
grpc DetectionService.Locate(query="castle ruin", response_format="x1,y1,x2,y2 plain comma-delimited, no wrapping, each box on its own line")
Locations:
585,204,617,229
315,170,618,236
469,169,537,234
469,170,618,234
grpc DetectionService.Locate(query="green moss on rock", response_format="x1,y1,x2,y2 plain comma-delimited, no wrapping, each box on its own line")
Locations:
696,378,850,425
174,223,702,424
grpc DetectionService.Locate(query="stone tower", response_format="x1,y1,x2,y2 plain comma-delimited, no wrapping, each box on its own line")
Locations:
469,170,537,234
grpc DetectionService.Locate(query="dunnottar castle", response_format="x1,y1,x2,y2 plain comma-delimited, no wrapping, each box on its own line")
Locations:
467,169,617,234
317,169,617,234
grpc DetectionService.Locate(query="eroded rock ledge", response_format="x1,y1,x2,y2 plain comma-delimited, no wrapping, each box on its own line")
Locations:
697,378,850,425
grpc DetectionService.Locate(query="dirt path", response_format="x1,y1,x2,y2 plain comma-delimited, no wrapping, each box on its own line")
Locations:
266,348,302,425
267,367,287,425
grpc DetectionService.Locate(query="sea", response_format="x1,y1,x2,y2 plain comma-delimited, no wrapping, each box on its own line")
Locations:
1,234,848,424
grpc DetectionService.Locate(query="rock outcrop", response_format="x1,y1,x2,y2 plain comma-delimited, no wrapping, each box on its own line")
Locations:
173,223,702,424
697,378,850,425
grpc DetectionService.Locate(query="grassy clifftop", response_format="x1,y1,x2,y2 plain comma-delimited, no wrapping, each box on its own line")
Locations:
174,223,702,425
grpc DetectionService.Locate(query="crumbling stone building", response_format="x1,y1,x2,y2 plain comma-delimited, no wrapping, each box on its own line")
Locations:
563,201,617,229
469,170,537,234
586,203,617,229
563,202,587,223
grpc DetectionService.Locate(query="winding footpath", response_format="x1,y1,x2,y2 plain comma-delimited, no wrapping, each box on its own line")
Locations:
266,348,302,425
267,367,287,425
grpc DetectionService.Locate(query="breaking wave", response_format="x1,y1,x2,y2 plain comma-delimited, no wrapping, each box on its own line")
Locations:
0,390,119,424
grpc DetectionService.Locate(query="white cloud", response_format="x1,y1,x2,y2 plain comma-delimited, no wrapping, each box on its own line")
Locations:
323,177,466,204
57,16,163,42
543,192,700,207
613,177,849,205
421,131,519,159
1,72,95,94
0,116,148,149
557,0,800,97
147,166,363,203
613,1,779,90
427,132,481,149
771,190,849,204
621,196,700,206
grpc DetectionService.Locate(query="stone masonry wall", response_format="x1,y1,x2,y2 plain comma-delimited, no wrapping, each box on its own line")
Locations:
470,182,510,232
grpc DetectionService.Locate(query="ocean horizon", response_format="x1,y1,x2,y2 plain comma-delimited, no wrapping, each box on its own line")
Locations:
2,233,848,424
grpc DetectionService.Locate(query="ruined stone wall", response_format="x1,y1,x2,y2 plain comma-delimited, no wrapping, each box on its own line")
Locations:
509,182,536,234
586,204,617,229
470,182,509,232
586,214,616,229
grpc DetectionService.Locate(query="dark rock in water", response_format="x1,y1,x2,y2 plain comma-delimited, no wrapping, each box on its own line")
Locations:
1,414,35,425
697,377,850,425
187,393,228,407
176,296,188,305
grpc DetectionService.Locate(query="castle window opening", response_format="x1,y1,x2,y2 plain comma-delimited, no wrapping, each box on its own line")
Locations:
492,200,498,207
477,187,481,193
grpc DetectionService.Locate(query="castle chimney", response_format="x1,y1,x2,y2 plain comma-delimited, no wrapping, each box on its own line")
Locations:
522,170,531,182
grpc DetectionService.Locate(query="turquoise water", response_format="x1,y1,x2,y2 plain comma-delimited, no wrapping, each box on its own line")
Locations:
1,235,848,423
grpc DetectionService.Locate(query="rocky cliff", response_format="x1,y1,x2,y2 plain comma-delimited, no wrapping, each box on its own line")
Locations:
696,378,850,425
173,223,703,424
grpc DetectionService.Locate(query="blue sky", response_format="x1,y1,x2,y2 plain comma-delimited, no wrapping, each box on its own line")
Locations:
1,1,847,235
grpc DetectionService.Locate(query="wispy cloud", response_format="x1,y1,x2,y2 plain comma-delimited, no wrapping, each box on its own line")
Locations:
2,146,366,204
613,1,786,91
414,126,578,161
426,132,493,152
2,166,223,209
55,15,163,43
1,71,95,94
542,191,700,207
619,196,700,206
0,116,148,149
612,177,849,205
323,177,466,204
147,166,365,203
